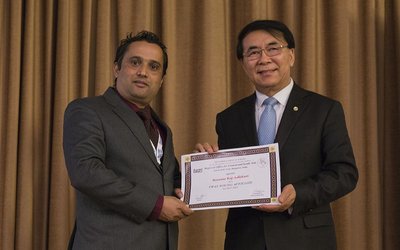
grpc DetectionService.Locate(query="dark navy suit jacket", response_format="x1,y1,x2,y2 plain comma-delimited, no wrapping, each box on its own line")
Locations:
218,84,358,250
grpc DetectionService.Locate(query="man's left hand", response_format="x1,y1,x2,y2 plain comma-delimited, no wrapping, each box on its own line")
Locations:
253,184,296,213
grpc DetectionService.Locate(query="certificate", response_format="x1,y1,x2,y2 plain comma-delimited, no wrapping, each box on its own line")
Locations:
180,143,281,210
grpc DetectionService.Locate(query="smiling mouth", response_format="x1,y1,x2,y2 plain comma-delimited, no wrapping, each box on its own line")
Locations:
133,80,149,86
257,69,277,74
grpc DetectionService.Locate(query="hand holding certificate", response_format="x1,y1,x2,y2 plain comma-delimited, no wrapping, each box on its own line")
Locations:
180,143,281,210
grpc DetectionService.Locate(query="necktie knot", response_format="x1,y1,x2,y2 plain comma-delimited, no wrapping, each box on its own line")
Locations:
136,107,152,121
263,97,278,107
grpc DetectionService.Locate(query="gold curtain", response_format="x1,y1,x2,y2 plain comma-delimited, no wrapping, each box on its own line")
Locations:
1,0,399,249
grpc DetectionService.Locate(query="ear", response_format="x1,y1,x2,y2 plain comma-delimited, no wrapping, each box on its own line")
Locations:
160,77,164,86
240,59,250,75
289,49,295,67
240,59,246,70
113,63,120,78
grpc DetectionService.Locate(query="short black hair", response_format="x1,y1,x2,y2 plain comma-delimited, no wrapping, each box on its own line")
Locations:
114,31,168,76
236,20,295,60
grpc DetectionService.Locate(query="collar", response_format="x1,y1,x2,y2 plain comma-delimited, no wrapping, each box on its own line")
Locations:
113,87,150,114
255,78,294,108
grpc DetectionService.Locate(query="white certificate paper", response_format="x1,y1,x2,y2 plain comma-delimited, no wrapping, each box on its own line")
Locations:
180,144,281,210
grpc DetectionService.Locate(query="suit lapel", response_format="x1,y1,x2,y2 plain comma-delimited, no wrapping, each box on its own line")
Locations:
151,109,174,174
275,84,310,150
103,88,161,169
239,94,259,146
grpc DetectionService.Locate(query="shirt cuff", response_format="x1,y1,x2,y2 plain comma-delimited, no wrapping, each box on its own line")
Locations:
148,195,164,220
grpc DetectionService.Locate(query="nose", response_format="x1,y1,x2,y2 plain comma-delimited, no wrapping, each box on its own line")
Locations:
136,65,148,77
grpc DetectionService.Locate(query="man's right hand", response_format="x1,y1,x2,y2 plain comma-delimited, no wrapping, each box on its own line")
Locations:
159,196,193,222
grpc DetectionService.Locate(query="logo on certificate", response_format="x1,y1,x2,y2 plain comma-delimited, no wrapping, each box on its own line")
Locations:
258,158,267,168
193,168,203,174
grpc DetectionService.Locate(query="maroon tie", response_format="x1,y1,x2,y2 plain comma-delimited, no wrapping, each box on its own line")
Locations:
136,107,159,146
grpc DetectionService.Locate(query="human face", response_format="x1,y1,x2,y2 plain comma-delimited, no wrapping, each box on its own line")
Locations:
241,30,295,96
114,41,164,108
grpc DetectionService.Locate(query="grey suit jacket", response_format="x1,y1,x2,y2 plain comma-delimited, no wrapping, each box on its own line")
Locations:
63,87,180,250
217,84,358,250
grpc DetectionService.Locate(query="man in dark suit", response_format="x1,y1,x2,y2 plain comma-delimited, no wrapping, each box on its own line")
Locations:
196,20,358,250
63,31,193,250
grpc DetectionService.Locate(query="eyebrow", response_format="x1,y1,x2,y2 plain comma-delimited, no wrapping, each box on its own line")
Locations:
128,56,141,60
266,41,280,46
247,46,260,51
246,41,280,51
128,56,161,65
148,59,161,66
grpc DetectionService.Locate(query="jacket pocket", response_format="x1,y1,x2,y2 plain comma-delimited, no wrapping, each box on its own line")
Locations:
303,212,334,228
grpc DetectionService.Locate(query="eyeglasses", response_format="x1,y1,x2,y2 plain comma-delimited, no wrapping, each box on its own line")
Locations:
243,44,288,60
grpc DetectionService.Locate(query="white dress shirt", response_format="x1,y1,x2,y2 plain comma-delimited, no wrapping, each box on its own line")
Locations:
255,79,294,133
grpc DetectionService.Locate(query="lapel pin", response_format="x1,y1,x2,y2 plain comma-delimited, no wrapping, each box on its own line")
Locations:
293,106,299,111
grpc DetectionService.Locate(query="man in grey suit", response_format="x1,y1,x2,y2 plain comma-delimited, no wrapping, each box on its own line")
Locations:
63,31,193,250
196,20,358,249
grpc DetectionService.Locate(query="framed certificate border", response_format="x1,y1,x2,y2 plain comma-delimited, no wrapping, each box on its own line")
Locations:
181,144,280,210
